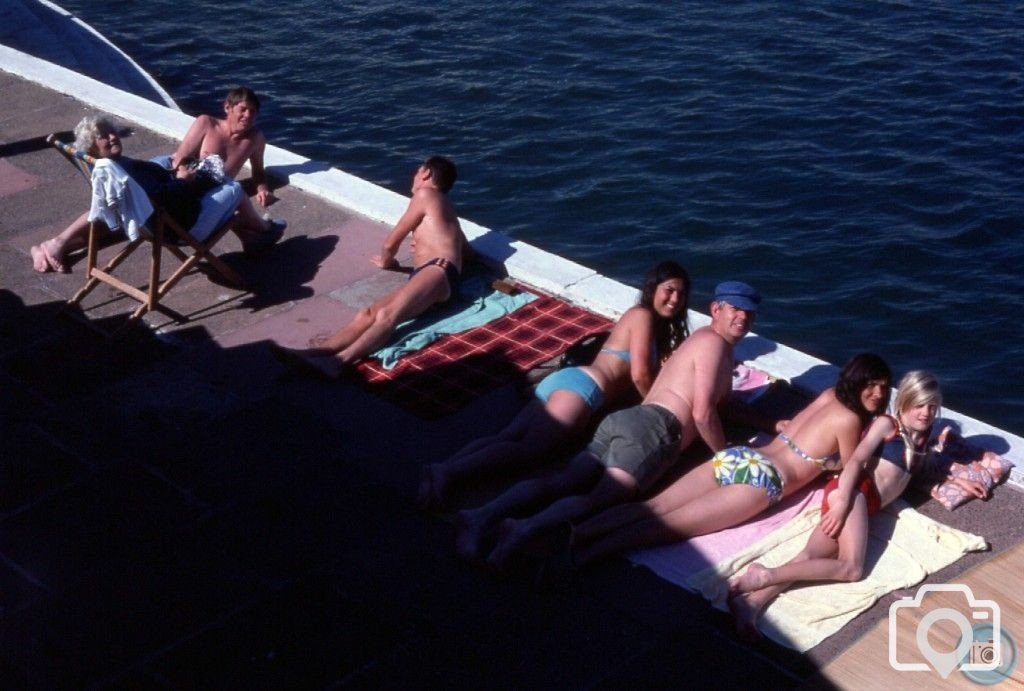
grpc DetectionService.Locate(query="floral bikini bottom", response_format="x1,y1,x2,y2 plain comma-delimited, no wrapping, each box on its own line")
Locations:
711,446,784,506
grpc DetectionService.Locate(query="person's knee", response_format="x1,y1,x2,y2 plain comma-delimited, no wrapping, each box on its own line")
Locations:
372,305,400,331
353,307,376,328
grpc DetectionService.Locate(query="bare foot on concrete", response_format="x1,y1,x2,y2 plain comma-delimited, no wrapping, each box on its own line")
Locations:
30,240,65,273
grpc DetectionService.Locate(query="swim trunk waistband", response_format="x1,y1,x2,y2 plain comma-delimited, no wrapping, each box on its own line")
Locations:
410,257,460,300
711,446,785,506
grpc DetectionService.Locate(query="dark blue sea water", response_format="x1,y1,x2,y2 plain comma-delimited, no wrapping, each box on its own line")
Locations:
59,1,1023,434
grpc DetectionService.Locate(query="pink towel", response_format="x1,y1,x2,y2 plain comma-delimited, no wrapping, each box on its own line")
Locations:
628,480,827,588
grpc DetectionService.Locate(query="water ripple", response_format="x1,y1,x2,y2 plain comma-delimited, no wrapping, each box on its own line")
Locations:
58,0,1024,434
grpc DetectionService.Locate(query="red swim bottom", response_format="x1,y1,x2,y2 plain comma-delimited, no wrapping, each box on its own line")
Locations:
821,475,882,516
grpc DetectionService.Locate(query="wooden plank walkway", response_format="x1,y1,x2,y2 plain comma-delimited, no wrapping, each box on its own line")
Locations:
811,542,1024,689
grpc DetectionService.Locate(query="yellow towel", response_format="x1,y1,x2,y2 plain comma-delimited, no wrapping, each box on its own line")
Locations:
687,499,988,651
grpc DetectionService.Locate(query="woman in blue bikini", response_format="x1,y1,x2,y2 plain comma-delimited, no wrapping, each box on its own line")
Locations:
564,353,893,571
416,261,689,511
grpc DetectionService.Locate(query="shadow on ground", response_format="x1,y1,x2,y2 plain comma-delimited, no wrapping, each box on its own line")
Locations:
0,289,827,688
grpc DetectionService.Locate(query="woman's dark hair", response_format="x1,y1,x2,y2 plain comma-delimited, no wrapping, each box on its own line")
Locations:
835,352,892,424
638,260,690,356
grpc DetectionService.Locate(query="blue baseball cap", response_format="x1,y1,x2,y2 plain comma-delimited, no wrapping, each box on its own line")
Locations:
714,281,761,312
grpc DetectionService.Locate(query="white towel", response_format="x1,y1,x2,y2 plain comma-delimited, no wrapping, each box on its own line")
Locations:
687,499,988,651
88,158,154,241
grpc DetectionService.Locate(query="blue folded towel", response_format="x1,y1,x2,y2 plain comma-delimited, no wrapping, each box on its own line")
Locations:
372,276,535,370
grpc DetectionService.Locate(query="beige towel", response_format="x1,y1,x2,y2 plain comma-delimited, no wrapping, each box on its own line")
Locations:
687,499,988,651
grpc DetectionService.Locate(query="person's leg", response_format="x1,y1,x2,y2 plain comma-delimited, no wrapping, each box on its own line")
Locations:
455,450,603,561
728,496,870,640
151,155,275,245
487,466,638,568
738,494,871,593
233,193,273,240
655,483,773,540
189,180,243,242
421,392,592,510
274,270,430,379
574,479,768,568
285,273,444,379
31,211,91,272
573,455,717,545
333,267,449,364
270,289,394,378
308,296,392,354
449,393,568,461
727,526,838,640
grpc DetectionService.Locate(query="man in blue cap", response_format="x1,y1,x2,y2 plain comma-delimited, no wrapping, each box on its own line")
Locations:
483,280,763,568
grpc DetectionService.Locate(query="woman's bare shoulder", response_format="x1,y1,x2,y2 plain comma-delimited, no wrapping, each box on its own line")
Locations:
603,305,651,346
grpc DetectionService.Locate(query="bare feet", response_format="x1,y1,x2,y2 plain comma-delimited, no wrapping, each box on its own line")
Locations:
486,517,529,570
455,509,495,564
30,240,65,273
308,332,333,348
730,563,773,593
727,590,763,643
270,343,345,380
416,464,448,512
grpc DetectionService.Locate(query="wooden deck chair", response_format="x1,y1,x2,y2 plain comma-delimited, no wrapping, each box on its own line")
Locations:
47,135,244,331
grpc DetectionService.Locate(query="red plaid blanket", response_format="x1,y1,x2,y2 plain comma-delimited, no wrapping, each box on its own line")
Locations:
354,296,613,418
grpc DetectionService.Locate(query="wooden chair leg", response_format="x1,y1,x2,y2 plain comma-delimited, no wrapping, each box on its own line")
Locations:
67,223,135,307
67,222,101,307
168,216,245,288
66,209,247,332
147,223,162,313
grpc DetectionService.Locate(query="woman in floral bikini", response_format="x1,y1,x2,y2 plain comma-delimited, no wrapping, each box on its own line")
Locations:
562,353,893,571
726,370,989,640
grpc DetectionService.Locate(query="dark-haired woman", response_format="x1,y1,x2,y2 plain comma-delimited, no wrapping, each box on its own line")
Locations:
566,353,893,569
417,262,690,517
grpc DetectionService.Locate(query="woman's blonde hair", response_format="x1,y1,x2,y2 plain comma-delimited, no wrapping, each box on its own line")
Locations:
73,114,119,154
892,370,942,417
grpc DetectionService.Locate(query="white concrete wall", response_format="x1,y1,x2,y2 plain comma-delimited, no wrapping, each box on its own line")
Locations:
3,43,1020,488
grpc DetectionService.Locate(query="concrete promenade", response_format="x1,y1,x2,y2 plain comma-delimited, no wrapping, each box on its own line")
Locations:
2,69,1023,689
0,69,811,689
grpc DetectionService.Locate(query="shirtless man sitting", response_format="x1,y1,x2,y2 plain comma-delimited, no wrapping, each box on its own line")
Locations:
166,86,283,251
31,87,282,272
272,156,464,378
458,281,764,567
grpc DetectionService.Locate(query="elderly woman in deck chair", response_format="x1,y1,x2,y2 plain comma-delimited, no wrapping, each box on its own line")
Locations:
30,114,281,272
